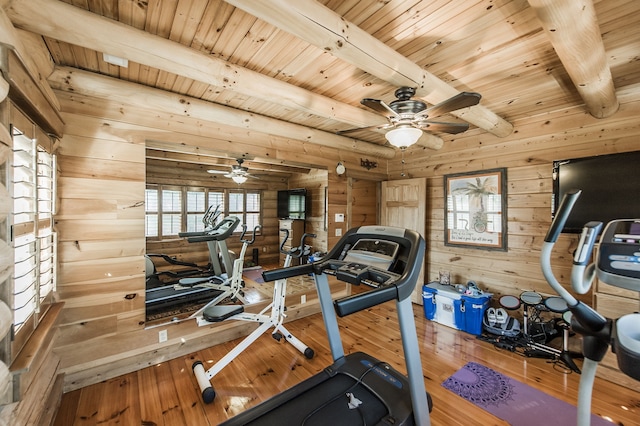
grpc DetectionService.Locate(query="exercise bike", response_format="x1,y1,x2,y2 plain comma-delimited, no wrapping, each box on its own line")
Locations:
192,229,316,403
541,189,640,426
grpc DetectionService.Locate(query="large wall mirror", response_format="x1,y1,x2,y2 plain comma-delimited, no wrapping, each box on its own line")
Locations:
144,143,329,326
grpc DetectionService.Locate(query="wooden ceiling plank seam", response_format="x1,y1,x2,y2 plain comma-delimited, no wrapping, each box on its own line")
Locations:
354,0,430,37
147,0,178,38
325,0,377,25
190,0,235,53
230,19,278,70
116,0,146,30
168,0,209,47
211,7,257,62
377,0,484,48
398,3,538,69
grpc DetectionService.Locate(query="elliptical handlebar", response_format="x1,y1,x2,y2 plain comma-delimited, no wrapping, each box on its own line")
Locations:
239,225,262,245
203,204,222,228
279,228,316,258
541,190,607,332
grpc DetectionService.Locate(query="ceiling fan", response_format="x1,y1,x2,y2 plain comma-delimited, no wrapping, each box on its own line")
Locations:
207,159,256,184
338,87,482,149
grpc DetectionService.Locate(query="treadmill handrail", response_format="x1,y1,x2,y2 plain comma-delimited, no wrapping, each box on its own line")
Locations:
187,216,240,243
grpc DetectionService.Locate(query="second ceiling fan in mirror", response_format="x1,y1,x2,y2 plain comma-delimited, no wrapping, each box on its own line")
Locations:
207,159,257,184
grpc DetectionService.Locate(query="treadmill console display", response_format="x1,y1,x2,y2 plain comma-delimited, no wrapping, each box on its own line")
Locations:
335,262,400,287
342,239,399,270
597,219,640,291
330,239,401,287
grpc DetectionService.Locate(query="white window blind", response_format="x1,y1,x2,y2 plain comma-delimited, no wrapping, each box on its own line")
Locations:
144,186,261,239
145,188,159,237
11,129,56,333
162,189,181,236
186,190,206,233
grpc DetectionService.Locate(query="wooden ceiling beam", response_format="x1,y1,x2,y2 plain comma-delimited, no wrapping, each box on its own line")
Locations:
48,66,396,159
144,149,311,175
4,0,444,150
225,0,514,138
526,0,619,118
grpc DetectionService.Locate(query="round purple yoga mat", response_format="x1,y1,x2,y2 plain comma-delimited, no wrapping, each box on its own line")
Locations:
442,362,613,426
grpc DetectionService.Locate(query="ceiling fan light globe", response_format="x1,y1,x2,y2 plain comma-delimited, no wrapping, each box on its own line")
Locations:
385,126,422,149
231,175,248,184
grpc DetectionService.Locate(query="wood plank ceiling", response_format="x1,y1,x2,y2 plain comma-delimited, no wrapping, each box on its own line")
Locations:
4,0,639,179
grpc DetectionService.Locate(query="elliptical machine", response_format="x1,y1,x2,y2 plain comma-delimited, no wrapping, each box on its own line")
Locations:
541,189,640,426
192,229,316,403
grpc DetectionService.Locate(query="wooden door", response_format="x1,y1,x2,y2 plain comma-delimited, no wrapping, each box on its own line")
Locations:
381,178,426,304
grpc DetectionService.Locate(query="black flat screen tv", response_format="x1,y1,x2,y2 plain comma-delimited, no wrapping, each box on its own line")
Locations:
552,151,640,233
277,188,308,220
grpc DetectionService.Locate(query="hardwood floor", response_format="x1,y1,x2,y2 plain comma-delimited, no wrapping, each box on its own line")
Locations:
53,301,639,425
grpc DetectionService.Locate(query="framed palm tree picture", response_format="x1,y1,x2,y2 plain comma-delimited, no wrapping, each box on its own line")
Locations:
444,168,507,251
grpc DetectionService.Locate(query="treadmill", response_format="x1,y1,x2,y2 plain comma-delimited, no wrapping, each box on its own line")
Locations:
145,216,240,317
207,225,432,426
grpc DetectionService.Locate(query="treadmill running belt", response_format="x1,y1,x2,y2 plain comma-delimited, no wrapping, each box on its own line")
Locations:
222,352,414,426
246,375,387,426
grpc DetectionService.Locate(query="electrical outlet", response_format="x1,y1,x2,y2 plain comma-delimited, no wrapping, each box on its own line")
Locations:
301,294,306,304
159,329,168,343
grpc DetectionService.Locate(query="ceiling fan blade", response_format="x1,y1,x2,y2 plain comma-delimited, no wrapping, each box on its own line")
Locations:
207,169,228,174
361,98,399,118
416,92,481,118
337,123,393,135
417,121,470,134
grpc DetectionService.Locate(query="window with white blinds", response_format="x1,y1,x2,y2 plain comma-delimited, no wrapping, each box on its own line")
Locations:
145,185,261,239
11,128,56,335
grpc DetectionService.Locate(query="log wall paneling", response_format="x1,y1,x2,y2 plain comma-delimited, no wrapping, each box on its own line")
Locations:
348,178,379,229
288,168,328,254
55,112,147,352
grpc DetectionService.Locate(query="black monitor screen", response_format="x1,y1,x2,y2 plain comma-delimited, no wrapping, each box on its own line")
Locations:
553,151,640,233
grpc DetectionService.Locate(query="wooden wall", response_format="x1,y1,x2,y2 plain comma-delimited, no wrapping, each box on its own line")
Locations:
387,96,640,305
288,168,328,254
348,177,379,228
54,112,147,361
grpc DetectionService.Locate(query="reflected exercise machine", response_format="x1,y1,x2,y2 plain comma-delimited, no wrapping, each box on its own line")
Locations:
541,189,640,426
145,215,240,317
204,225,432,426
192,229,317,403
145,204,224,285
